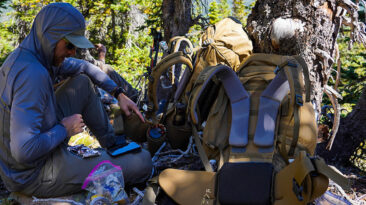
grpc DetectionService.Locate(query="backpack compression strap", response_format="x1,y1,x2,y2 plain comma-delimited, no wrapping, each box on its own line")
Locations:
148,51,193,111
293,56,311,102
282,58,309,157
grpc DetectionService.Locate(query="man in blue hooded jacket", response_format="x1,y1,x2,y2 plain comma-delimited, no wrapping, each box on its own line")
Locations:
0,3,152,197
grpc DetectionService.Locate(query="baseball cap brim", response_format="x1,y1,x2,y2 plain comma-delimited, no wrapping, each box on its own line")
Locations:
65,30,94,49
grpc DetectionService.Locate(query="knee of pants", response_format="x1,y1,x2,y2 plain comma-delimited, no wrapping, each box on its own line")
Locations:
56,74,95,99
68,74,94,91
124,149,152,185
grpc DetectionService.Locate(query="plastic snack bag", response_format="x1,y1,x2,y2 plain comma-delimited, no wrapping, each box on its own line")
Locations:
67,144,101,158
82,160,128,204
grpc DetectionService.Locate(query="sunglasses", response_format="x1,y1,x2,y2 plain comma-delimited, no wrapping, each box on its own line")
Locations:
63,38,76,50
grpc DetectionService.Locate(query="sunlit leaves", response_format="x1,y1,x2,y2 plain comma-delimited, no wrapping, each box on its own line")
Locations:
323,30,366,116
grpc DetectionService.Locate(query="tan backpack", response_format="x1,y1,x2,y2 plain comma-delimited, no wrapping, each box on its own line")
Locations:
182,17,253,102
147,17,253,150
155,54,349,205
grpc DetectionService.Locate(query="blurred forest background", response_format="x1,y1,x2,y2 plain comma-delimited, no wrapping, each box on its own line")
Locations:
0,0,255,86
0,0,365,172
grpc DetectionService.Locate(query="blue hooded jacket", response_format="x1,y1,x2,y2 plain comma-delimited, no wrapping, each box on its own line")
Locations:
0,3,118,191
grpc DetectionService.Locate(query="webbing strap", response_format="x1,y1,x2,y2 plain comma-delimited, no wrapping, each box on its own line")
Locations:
313,158,350,191
279,134,290,164
190,65,250,147
253,69,290,152
293,56,311,102
274,61,300,159
193,126,213,172
283,63,303,157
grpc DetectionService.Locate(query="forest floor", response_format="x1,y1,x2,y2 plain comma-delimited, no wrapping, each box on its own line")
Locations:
0,141,364,204
330,165,366,203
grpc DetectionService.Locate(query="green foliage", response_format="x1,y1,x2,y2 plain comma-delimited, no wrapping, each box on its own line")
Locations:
2,0,134,64
218,0,231,19
135,0,163,31
113,32,153,87
323,29,366,117
82,0,132,64
208,1,220,24
0,20,14,65
208,0,255,26
233,0,256,26
0,0,8,9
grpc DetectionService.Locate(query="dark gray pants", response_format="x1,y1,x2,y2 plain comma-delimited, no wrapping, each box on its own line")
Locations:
21,75,152,197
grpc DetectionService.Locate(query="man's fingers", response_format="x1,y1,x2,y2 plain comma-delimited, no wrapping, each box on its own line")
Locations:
76,128,83,135
74,113,82,118
133,107,145,123
122,106,131,117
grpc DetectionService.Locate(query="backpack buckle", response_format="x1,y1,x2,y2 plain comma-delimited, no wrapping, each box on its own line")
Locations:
288,60,298,68
292,178,304,201
295,94,303,106
184,47,192,55
203,39,213,47
274,66,281,74
308,154,321,177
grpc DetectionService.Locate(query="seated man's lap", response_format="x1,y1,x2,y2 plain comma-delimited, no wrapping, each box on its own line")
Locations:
22,144,152,197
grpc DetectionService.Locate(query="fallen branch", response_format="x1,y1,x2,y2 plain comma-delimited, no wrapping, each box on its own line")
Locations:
324,86,341,150
335,44,341,90
131,187,144,205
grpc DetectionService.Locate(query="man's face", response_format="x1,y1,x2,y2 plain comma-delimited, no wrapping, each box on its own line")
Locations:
53,38,76,66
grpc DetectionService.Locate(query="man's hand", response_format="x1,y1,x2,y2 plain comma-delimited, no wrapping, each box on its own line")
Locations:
117,93,145,123
95,43,106,62
60,114,85,137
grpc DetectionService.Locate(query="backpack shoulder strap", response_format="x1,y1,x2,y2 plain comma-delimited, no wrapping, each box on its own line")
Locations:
190,64,250,147
253,68,290,153
189,64,250,171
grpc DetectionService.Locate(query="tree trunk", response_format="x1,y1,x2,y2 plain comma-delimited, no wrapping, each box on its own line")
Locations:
161,0,192,41
246,0,341,111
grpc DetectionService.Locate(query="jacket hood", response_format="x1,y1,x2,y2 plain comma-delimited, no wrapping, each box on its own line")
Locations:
19,3,86,74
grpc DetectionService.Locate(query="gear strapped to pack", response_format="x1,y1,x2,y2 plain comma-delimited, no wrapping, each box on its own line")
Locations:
152,54,350,205
147,51,193,114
